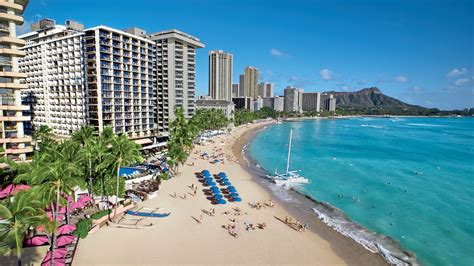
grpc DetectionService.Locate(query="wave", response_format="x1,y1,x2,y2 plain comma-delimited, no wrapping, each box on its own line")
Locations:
405,123,443,127
361,124,384,129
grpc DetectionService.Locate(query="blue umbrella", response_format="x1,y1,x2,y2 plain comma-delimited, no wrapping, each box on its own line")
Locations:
206,181,216,186
232,197,242,202
213,194,223,200
210,187,220,193
201,170,210,174
218,172,227,177
227,186,236,190
217,199,227,205
203,177,213,182
229,192,239,197
223,181,231,186
228,187,237,193
220,177,228,181
214,159,219,163
202,172,211,177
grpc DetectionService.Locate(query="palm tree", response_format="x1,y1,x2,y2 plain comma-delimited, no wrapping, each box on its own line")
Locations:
71,125,95,147
33,125,53,150
0,191,48,266
79,141,100,206
108,134,142,219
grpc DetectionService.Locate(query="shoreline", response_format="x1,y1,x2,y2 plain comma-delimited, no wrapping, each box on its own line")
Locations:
232,121,388,265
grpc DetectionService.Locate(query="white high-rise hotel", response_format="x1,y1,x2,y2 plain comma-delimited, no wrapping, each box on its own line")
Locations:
19,24,87,136
208,50,232,101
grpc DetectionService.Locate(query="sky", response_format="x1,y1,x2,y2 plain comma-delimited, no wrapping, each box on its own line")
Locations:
20,0,473,110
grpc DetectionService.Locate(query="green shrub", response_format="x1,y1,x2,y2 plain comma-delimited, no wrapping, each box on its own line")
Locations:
73,218,92,239
90,209,111,220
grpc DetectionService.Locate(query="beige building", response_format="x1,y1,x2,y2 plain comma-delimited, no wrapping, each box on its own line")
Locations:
208,50,232,101
231,83,239,98
284,86,303,113
195,99,234,119
147,29,204,135
0,0,32,161
258,81,274,98
242,66,259,99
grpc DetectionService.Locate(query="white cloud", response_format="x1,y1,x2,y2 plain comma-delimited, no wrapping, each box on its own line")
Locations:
454,78,470,86
270,49,286,58
319,68,333,81
446,68,468,78
394,75,409,83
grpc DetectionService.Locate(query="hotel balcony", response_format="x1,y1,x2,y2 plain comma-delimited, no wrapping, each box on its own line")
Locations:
0,36,25,45
0,2,24,13
0,71,27,78
0,115,31,122
0,136,32,144
1,146,34,155
0,48,26,57
0,13,24,24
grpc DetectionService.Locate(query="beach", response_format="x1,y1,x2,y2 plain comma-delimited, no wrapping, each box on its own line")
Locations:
73,120,386,265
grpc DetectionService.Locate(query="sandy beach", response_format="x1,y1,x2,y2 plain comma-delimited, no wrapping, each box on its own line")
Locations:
73,121,386,265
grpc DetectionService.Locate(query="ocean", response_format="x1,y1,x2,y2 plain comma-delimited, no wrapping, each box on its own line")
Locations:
247,117,474,266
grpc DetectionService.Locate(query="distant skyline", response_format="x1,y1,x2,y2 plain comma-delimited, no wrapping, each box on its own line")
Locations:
21,0,473,110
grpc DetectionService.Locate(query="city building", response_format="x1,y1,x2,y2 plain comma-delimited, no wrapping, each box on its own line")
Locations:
123,27,146,37
195,99,234,119
232,96,252,109
283,86,303,112
208,50,232,101
320,93,336,112
231,83,239,98
302,92,321,112
262,96,284,111
147,29,204,135
19,23,87,136
241,66,259,99
258,82,274,98
252,96,263,111
238,74,245,97
0,0,32,161
84,26,155,138
31,18,55,31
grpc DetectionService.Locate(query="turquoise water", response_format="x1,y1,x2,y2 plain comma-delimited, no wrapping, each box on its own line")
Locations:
249,117,474,266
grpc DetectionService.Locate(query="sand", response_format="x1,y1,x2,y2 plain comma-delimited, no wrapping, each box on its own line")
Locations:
73,121,387,265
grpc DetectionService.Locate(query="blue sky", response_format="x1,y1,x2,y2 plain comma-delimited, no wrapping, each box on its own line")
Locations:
21,0,473,109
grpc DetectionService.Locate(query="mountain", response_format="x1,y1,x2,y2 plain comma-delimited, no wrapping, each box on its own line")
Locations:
324,87,434,115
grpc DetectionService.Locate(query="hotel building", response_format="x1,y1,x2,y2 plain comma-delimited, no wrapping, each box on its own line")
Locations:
241,66,259,99
84,26,155,138
147,30,204,135
301,92,321,112
208,50,232,101
0,0,32,161
284,86,303,113
19,22,87,136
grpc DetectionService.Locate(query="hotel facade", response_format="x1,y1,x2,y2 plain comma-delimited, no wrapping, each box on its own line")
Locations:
0,0,32,161
208,50,232,101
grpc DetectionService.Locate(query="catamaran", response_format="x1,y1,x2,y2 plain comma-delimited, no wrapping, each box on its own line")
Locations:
267,129,309,186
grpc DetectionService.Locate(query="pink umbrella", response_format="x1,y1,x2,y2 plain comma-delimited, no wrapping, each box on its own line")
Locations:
43,248,67,262
56,235,75,247
24,235,49,247
46,212,65,222
57,224,76,235
78,195,92,204
0,184,29,198
41,257,66,266
69,201,85,211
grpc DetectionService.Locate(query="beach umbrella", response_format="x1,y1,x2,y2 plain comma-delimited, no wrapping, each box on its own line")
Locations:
202,172,211,177
43,248,67,261
203,176,212,181
227,186,236,190
46,212,65,222
56,235,75,247
218,172,227,177
206,181,216,187
201,170,210,174
210,187,220,193
24,235,49,247
57,224,76,235
41,258,66,266
78,195,92,204
229,192,239,197
213,194,223,200
223,181,231,186
0,184,30,198
227,187,237,193
69,201,85,211
232,197,242,202
217,199,227,205
220,177,228,182
213,159,219,163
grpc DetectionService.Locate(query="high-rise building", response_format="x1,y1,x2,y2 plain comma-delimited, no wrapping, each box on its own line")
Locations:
242,66,259,99
262,96,284,112
208,50,232,101
283,86,303,112
19,24,87,136
258,81,274,98
0,0,32,161
238,74,245,97
231,83,239,98
147,29,204,135
84,26,155,138
302,92,321,112
320,93,336,112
